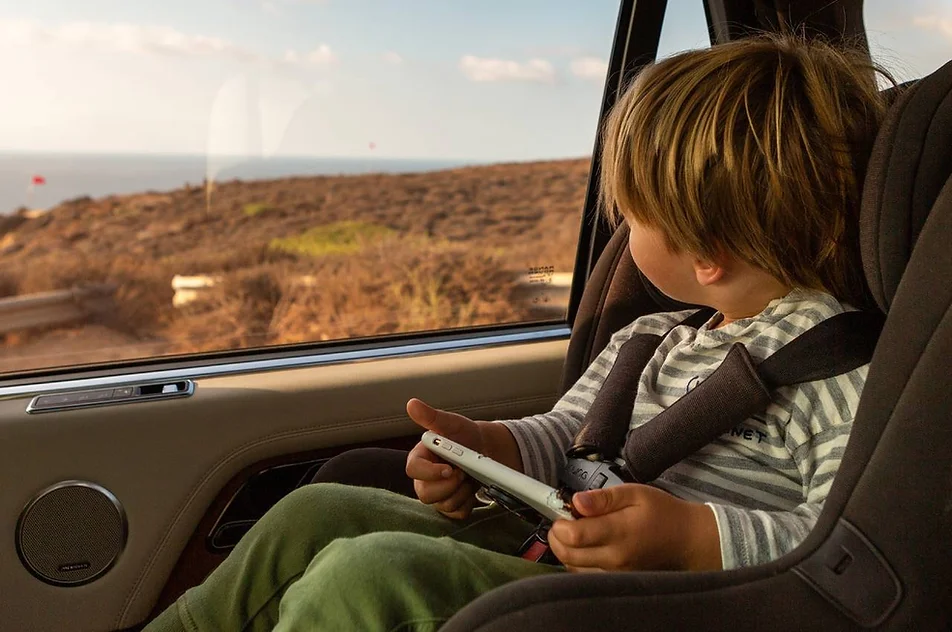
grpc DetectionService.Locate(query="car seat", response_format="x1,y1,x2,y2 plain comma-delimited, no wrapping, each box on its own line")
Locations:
314,58,952,631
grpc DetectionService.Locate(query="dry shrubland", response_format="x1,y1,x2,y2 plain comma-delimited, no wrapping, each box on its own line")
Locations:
0,158,591,372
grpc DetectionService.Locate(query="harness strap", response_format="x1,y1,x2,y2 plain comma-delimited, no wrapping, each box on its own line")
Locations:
568,308,715,461
568,333,662,461
564,308,884,486
757,310,884,388
623,342,770,483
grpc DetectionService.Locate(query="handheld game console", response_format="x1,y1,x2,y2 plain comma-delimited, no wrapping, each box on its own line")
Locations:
421,430,575,522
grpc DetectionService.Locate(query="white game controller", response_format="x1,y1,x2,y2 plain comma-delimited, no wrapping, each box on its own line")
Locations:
420,430,575,522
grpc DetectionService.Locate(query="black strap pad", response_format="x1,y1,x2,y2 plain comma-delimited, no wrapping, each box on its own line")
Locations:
757,310,884,388
570,333,663,460
623,343,772,483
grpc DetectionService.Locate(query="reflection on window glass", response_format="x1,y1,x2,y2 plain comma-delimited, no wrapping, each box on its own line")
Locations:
866,0,951,83
0,0,621,374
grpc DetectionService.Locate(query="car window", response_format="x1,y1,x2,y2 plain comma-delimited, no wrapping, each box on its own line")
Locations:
865,0,951,83
657,2,711,58
0,0,622,374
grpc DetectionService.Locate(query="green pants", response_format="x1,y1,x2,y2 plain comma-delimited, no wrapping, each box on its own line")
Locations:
145,483,563,632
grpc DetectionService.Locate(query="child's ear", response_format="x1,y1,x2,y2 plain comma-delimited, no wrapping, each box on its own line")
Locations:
693,256,725,286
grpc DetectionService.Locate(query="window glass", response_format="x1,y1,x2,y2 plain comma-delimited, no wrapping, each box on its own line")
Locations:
657,2,711,58
0,0,621,374
866,0,951,83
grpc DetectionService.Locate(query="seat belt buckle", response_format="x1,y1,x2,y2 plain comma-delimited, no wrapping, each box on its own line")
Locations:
560,456,630,493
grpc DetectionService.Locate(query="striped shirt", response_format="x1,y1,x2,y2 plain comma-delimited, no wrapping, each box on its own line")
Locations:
499,289,867,570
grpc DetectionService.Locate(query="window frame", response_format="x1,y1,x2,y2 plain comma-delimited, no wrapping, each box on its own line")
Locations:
0,0,695,393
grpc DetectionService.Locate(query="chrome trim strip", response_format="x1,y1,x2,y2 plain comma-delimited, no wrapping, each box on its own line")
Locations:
0,326,571,400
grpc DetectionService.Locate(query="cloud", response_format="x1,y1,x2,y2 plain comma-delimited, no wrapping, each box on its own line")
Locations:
570,56,608,81
459,55,555,83
382,51,404,65
525,45,586,58
913,15,952,39
260,0,328,12
0,19,258,62
283,44,338,66
0,18,340,73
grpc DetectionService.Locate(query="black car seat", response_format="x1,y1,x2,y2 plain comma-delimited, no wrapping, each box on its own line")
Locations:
312,57,952,630
431,58,952,632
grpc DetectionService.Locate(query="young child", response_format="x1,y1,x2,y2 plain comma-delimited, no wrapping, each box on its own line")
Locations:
145,35,888,631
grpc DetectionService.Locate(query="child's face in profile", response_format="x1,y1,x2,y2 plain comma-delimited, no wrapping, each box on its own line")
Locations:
627,218,701,305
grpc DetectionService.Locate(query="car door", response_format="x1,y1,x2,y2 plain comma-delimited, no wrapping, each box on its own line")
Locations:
0,2,685,630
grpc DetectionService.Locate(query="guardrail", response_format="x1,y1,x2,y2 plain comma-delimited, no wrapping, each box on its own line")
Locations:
0,285,116,334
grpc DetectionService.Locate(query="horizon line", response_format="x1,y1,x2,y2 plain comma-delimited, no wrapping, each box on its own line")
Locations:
0,150,592,163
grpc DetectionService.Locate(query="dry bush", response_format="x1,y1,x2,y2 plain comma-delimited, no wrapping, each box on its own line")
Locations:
269,235,527,345
0,271,18,298
97,257,177,338
0,213,27,237
167,242,295,275
167,265,286,353
14,254,113,295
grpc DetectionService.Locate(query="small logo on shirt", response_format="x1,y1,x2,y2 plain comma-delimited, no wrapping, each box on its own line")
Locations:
728,425,768,443
686,376,701,393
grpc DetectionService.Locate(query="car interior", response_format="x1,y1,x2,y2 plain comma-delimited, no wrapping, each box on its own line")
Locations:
0,1,949,631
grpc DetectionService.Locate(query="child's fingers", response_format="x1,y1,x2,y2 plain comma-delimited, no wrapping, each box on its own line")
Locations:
434,478,477,514
414,471,466,505
547,528,618,570
549,515,613,549
405,442,453,481
439,495,477,520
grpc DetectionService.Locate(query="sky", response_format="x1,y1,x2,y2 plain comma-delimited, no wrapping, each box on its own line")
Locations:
0,0,948,162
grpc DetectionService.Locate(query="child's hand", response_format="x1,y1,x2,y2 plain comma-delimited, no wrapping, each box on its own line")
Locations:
405,398,483,519
546,483,722,572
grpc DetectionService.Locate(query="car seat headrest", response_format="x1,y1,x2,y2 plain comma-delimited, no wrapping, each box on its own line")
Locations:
861,59,952,313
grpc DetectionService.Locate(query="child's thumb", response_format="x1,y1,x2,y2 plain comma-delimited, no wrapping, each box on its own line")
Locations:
406,398,467,436
572,487,627,517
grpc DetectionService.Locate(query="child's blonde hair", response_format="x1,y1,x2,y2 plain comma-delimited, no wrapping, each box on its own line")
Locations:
599,35,890,308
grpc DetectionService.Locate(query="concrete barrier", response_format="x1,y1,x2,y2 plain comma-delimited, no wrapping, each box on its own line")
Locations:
171,275,221,308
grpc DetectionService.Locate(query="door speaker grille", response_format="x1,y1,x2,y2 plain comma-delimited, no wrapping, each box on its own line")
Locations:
16,481,126,586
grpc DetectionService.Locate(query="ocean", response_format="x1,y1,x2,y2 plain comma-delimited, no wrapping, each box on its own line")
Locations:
0,153,473,214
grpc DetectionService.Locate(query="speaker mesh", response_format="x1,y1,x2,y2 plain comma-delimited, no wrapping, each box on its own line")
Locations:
16,482,126,586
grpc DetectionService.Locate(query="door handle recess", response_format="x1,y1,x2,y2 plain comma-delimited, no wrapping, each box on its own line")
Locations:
26,380,195,413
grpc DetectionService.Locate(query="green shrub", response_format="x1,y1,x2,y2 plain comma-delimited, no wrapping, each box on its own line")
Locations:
243,203,273,217
269,221,394,257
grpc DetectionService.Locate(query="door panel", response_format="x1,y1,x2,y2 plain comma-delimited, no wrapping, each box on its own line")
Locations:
149,434,419,620
0,337,566,631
